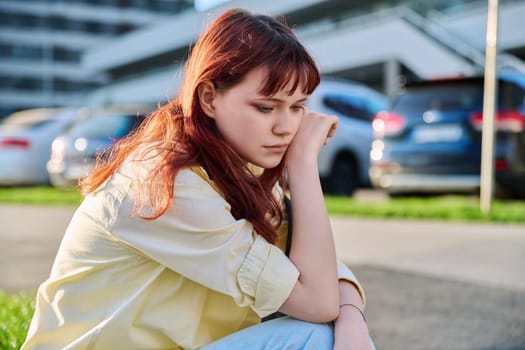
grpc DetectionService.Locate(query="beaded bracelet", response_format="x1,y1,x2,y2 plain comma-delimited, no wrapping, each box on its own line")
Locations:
339,303,366,322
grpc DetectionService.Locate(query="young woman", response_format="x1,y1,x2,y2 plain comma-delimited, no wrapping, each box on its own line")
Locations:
22,8,374,350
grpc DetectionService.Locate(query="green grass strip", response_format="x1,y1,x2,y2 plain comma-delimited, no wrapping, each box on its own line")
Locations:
325,195,525,223
0,187,82,205
0,291,35,350
0,187,524,223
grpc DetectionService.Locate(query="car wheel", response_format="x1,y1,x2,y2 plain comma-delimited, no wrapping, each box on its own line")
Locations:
495,182,525,199
325,155,359,196
387,191,406,198
388,191,433,198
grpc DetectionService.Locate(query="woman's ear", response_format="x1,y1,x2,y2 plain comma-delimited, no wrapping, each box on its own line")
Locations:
197,81,217,118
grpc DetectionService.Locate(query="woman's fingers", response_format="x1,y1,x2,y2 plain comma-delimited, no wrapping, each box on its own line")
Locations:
301,111,338,149
302,112,337,141
324,117,338,145
287,111,338,165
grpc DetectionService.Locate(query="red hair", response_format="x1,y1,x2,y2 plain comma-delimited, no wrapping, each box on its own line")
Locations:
81,9,320,243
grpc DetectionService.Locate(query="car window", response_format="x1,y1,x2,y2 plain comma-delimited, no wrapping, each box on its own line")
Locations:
0,110,60,131
67,114,136,140
322,94,382,121
393,84,483,114
0,119,54,131
500,81,525,109
394,80,525,114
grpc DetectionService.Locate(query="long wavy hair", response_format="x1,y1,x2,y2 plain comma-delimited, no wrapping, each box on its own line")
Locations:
81,8,320,243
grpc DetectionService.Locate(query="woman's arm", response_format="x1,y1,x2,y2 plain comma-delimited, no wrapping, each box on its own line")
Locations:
333,280,373,350
278,111,340,322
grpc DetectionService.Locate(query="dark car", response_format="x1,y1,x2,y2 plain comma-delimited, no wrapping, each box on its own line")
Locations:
47,106,152,187
369,70,525,197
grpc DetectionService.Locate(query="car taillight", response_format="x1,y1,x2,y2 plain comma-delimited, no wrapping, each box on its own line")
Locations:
372,112,405,137
495,159,509,172
0,138,30,148
469,110,525,132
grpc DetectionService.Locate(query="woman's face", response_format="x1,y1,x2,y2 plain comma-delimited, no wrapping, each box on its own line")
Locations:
206,67,308,169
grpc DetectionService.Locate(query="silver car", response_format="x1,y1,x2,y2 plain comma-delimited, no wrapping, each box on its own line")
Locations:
311,78,388,195
47,106,152,187
0,108,79,186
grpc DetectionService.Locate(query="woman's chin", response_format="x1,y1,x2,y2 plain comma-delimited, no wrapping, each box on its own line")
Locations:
251,157,283,170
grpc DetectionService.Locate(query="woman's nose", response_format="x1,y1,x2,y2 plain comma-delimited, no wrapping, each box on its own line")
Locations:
272,111,293,135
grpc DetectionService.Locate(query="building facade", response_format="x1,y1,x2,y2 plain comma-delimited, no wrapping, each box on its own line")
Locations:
0,0,192,117
2,0,524,115
82,0,525,107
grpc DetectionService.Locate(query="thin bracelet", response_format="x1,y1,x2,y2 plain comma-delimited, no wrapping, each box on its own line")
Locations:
339,303,366,322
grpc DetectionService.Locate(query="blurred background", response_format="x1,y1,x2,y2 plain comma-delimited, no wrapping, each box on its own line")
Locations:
1,3,525,349
0,0,524,198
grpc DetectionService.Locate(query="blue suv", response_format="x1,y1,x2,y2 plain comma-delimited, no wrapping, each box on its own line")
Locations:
369,70,525,198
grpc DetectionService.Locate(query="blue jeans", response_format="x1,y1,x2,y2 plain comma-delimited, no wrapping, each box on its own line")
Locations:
201,316,376,350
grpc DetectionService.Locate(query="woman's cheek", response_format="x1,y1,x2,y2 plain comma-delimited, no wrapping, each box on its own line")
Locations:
292,118,303,134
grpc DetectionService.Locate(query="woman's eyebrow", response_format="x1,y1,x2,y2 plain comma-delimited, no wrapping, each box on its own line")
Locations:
254,97,308,104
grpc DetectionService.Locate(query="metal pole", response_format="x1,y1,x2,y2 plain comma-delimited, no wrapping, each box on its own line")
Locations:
480,0,499,214
383,59,400,106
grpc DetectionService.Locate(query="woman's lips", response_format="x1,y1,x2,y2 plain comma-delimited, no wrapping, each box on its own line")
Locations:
264,144,289,152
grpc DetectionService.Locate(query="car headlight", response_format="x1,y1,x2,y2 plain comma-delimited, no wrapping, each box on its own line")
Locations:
74,137,87,152
50,138,66,162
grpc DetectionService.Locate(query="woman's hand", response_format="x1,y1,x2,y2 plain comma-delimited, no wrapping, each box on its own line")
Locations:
333,308,373,350
286,110,338,169
333,280,374,350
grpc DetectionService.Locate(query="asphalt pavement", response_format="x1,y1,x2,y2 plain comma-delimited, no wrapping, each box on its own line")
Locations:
330,217,525,350
1,203,524,350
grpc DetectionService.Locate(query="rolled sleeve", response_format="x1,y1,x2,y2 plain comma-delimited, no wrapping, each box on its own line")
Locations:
237,235,299,317
337,259,366,306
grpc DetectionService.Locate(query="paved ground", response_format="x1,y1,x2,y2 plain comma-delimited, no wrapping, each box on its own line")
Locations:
329,216,525,350
1,204,524,349
331,217,525,291
1,205,75,293
355,265,525,350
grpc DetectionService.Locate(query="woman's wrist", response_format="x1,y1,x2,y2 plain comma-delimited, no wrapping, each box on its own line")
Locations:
339,303,366,323
286,158,319,183
333,313,371,350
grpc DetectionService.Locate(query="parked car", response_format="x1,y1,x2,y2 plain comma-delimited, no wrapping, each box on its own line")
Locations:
369,70,525,197
47,106,151,187
0,108,80,186
311,77,388,195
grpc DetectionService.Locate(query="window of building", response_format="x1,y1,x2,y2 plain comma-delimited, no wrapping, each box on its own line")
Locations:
52,46,81,62
117,22,135,34
0,43,13,57
85,20,104,33
53,78,96,92
49,15,68,31
130,0,147,10
0,75,43,91
118,0,131,8
0,42,44,60
7,14,39,29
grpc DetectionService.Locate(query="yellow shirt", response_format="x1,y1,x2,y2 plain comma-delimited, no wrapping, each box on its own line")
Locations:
22,159,365,350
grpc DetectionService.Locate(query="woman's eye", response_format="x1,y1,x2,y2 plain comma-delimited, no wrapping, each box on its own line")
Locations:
256,106,274,113
291,105,305,113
